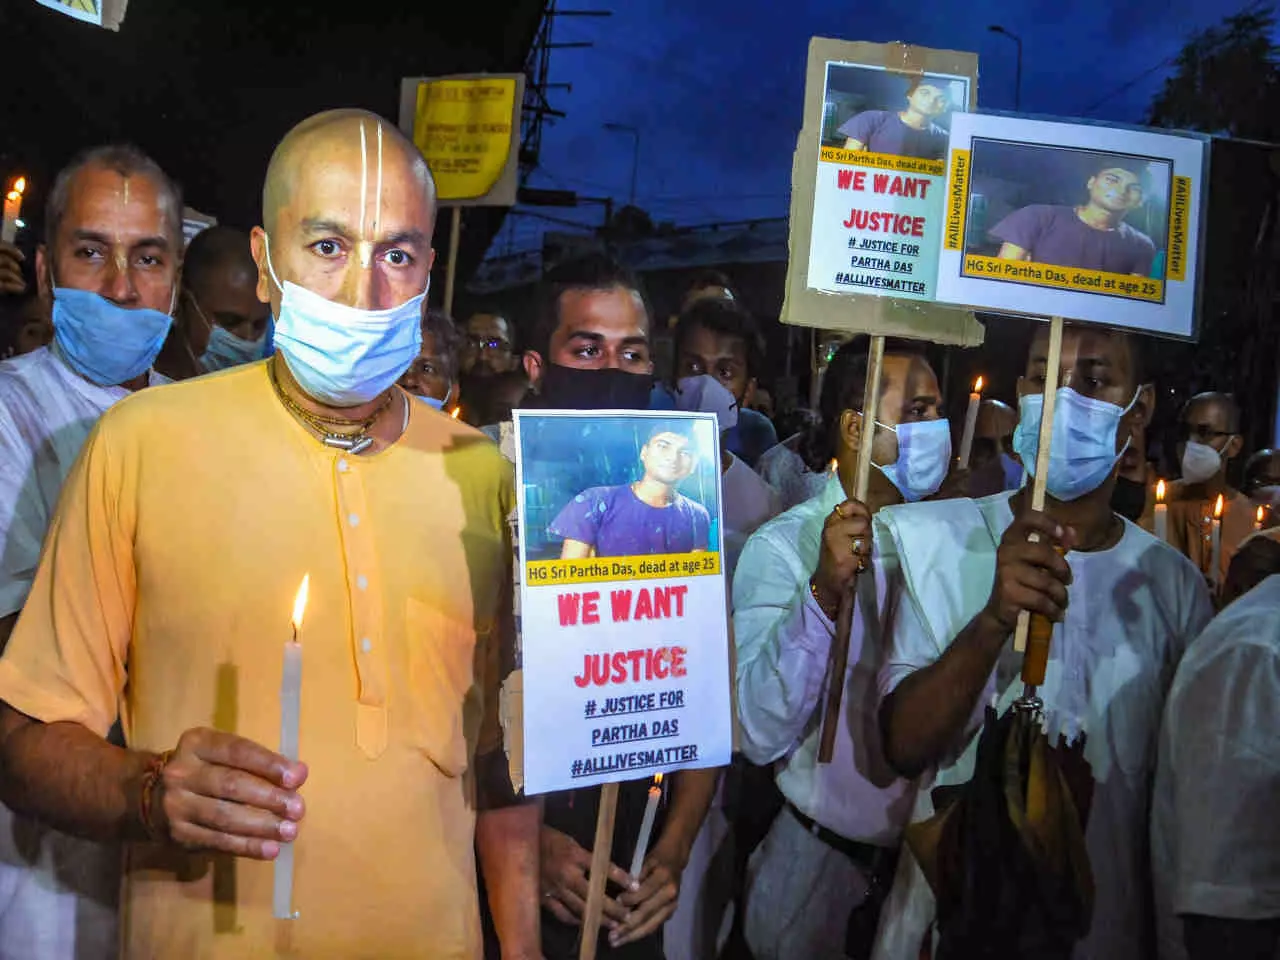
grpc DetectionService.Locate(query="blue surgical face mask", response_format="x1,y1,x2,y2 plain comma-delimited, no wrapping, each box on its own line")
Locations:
51,286,173,387
874,417,952,502
265,235,425,407
1012,387,1137,502
200,323,266,373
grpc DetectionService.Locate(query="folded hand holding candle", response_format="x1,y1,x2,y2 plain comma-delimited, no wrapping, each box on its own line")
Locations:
2,177,24,244
273,575,308,921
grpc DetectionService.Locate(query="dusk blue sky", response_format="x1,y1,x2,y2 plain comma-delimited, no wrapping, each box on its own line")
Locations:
487,0,1249,259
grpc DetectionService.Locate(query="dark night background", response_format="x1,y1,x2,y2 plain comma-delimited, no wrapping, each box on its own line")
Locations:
2,0,1278,463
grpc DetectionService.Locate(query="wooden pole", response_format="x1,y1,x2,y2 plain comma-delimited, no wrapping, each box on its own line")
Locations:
443,206,462,316
578,780,621,960
1013,315,1065,656
818,334,885,763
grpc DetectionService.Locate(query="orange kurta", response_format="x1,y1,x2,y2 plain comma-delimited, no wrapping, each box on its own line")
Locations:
1166,484,1254,587
0,361,513,959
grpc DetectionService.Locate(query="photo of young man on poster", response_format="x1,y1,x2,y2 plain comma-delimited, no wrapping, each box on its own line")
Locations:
822,65,968,162
549,421,713,559
966,145,1171,279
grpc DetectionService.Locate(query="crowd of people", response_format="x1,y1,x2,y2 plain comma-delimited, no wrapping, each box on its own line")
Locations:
0,108,1277,960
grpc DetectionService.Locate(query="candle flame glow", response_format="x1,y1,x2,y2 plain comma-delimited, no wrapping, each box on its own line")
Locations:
450,406,461,419
1156,479,1165,502
828,457,838,475
973,375,984,393
11,177,25,195
4,191,18,203
1214,494,1224,520
291,575,310,632
653,773,663,787
1258,506,1266,524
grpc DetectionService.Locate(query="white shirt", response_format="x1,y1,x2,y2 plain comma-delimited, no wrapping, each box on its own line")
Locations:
0,346,167,615
733,475,915,845
873,492,1213,960
1152,574,1280,960
721,452,781,580
756,435,828,512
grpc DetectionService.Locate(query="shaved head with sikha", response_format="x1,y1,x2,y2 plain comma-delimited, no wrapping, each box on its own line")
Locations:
251,109,437,317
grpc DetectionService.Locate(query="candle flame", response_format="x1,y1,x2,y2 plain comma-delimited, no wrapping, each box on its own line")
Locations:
12,177,25,195
1213,494,1224,520
291,575,310,632
1258,505,1266,524
4,191,18,203
1155,479,1165,502
828,457,838,475
973,375,984,393
449,406,461,419
653,773,663,787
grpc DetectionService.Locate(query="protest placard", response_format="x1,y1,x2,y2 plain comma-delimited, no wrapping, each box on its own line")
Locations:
936,113,1208,339
782,38,985,346
514,410,733,796
33,0,126,29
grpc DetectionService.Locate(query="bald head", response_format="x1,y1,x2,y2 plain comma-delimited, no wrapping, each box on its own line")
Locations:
262,109,435,235
1183,391,1241,435
251,109,438,314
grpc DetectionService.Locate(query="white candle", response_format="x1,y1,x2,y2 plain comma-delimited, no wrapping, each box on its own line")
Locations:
2,177,25,244
273,575,309,921
957,376,984,469
1154,479,1168,542
628,774,663,880
1210,495,1223,586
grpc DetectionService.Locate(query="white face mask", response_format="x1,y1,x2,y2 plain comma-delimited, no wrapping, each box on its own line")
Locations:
1180,440,1224,485
673,374,739,432
265,235,426,407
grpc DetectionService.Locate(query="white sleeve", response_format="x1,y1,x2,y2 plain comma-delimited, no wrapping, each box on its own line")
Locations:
1165,639,1280,920
0,402,44,617
877,575,940,699
732,527,839,765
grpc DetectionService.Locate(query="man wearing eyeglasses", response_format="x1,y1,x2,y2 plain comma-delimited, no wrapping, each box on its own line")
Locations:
462,311,517,379
1169,392,1253,588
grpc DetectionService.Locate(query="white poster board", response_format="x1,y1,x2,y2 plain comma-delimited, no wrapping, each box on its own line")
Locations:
514,410,733,795
936,113,1209,339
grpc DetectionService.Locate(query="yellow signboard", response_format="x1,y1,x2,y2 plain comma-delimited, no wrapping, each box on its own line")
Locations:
413,77,518,202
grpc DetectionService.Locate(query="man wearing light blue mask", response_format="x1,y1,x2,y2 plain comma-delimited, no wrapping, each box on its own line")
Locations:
0,143,182,960
733,336,949,960
874,323,1214,960
175,225,269,377
0,110,540,959
397,306,461,411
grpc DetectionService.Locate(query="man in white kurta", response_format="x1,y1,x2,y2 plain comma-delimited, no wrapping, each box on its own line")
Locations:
1152,568,1280,960
871,324,1213,959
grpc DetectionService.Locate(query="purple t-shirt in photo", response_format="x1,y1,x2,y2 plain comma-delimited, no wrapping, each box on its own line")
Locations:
549,484,711,557
836,110,947,161
990,204,1156,276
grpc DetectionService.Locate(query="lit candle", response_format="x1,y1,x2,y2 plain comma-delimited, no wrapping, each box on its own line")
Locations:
2,177,25,244
449,406,461,420
1154,479,1168,542
1210,495,1224,586
957,376,984,469
1256,505,1266,533
273,574,309,921
628,773,663,880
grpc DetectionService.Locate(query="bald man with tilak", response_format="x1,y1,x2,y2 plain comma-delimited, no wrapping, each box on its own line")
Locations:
0,110,541,959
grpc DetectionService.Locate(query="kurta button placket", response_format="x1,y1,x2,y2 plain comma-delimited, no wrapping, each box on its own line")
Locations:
333,455,388,758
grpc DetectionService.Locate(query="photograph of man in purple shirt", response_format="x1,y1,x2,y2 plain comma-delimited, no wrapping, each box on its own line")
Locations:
837,80,950,161
550,425,712,559
991,163,1158,276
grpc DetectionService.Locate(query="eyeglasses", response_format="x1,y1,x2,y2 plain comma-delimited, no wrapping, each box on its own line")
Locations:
468,336,511,353
1177,423,1235,444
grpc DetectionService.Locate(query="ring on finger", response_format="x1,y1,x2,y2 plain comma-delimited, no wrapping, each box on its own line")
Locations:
850,537,864,556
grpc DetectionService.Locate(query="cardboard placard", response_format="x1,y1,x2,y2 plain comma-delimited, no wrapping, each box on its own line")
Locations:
783,37,984,346
514,411,733,795
396,73,524,207
936,113,1209,339
34,0,127,29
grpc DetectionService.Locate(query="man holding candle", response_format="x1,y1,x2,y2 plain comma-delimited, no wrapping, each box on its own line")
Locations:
733,335,951,959
872,324,1213,959
0,110,540,959
1168,392,1254,587
0,143,183,960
